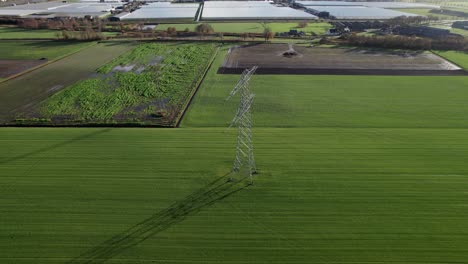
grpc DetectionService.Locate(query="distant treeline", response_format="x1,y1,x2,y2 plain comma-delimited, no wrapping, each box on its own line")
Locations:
338,34,468,51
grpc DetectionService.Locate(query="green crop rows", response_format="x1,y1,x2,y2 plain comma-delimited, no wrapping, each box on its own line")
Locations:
42,42,216,125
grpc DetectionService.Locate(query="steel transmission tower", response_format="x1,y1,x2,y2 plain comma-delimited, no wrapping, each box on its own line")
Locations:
226,66,258,183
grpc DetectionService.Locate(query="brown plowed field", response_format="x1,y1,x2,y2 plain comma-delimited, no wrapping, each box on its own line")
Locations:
219,44,466,75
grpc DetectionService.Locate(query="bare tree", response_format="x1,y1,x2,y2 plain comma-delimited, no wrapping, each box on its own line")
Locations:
263,27,274,41
298,20,308,28
195,23,214,38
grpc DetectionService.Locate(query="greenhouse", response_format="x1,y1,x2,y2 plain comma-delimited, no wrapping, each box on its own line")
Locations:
121,2,200,21
202,2,316,20
295,1,439,9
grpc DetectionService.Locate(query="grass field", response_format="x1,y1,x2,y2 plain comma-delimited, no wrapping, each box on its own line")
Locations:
0,41,135,123
0,27,60,39
0,40,94,60
434,50,468,69
1,127,468,263
0,27,120,39
2,42,468,263
158,22,332,35
183,47,468,128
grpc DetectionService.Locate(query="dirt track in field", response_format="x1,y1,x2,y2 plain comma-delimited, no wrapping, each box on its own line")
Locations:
219,43,466,75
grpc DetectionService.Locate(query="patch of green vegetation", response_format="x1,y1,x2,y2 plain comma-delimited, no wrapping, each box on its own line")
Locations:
183,47,468,128
43,43,216,123
434,50,468,70
159,22,332,35
0,40,94,60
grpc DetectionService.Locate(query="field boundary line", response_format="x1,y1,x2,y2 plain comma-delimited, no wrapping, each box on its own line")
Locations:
0,41,97,85
175,46,220,128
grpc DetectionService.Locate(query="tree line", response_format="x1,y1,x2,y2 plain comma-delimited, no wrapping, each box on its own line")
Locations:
337,34,468,51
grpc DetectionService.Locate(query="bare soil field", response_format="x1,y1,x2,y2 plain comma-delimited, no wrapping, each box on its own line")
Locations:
0,59,46,78
219,44,467,75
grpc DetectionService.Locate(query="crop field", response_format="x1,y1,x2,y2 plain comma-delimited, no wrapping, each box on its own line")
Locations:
184,46,468,128
0,40,94,60
41,42,217,126
158,22,332,35
0,59,46,78
0,41,135,123
0,27,60,39
219,44,464,75
2,42,468,264
2,126,468,262
0,27,120,39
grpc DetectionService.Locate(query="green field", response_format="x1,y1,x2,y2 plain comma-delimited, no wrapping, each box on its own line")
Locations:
0,27,120,39
158,22,332,35
183,47,468,128
0,27,60,39
434,50,468,69
0,40,94,60
1,126,468,263
2,42,468,263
